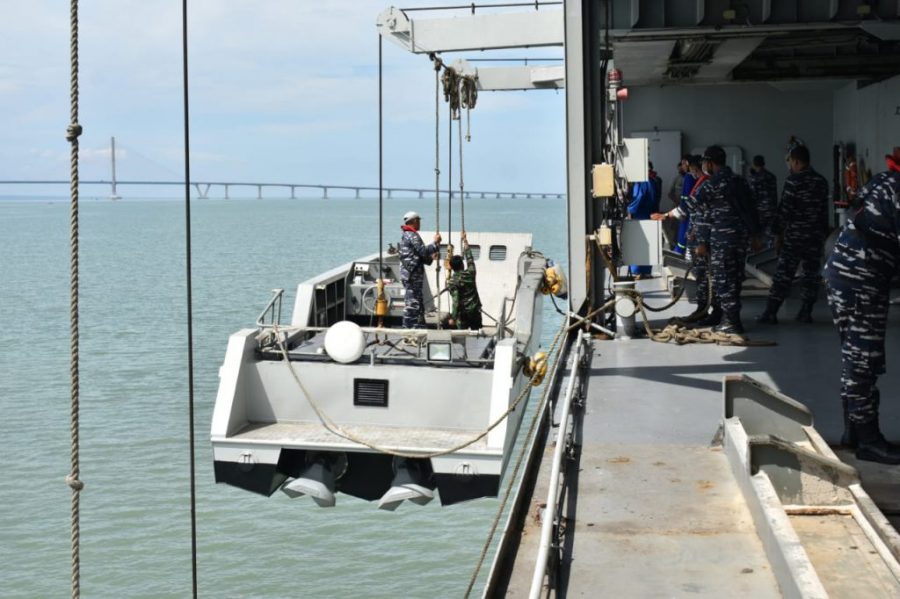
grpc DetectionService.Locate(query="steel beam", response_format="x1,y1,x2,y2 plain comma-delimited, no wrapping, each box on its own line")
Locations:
564,0,588,312
376,7,563,54
452,59,565,91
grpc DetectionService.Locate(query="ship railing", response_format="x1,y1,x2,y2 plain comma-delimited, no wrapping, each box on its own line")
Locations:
256,289,284,347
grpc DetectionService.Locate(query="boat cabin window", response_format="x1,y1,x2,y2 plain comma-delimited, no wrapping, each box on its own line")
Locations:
489,245,507,261
441,244,480,260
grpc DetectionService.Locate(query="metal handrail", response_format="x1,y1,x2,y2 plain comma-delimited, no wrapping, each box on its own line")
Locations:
529,330,587,599
256,288,284,328
400,2,561,13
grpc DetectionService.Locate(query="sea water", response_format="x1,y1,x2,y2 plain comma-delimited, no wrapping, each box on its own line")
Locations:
0,195,566,598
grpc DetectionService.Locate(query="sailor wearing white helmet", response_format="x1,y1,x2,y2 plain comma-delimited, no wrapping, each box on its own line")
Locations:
399,211,441,328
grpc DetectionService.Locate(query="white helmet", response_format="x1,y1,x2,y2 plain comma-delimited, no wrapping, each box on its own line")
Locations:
403,211,420,224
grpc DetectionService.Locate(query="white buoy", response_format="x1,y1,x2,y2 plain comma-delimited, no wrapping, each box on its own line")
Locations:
323,321,366,363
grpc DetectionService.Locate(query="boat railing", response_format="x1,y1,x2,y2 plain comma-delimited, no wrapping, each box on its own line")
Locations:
256,288,284,329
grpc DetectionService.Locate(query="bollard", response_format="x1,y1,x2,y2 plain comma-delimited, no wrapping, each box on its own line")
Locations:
613,280,637,340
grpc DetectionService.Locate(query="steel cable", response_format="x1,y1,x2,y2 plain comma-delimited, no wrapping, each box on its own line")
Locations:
180,0,199,595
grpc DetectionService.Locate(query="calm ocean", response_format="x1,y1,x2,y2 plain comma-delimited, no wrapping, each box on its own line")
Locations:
0,195,566,598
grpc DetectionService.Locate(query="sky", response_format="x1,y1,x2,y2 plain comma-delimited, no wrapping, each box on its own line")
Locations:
0,1,566,197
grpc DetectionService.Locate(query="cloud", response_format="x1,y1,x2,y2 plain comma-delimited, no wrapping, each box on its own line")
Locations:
0,1,566,191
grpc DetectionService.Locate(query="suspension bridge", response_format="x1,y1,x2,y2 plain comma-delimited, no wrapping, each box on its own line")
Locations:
1,138,563,200
0,179,565,200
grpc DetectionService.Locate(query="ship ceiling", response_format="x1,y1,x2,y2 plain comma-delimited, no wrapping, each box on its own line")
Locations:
607,0,900,86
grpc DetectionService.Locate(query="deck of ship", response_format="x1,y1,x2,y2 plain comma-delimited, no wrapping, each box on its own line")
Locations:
499,280,900,596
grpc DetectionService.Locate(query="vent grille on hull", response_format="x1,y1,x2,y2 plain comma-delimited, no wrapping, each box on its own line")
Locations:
354,379,389,407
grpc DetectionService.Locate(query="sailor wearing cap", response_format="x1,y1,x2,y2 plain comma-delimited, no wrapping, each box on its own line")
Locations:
757,142,829,325
399,211,441,328
692,145,760,334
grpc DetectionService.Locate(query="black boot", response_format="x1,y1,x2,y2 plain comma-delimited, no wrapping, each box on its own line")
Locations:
756,299,780,324
684,304,709,322
795,302,814,323
855,420,900,465
840,401,857,449
714,314,744,335
696,305,722,327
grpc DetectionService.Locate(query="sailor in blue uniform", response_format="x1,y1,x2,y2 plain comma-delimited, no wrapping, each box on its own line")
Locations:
757,144,830,324
747,154,778,243
693,146,760,334
653,155,713,321
399,211,441,328
823,153,900,464
675,156,697,256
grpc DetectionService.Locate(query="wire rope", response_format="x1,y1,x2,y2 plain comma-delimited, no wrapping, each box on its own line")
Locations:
378,35,384,280
458,110,466,233
448,101,453,249
180,0,199,595
432,55,442,328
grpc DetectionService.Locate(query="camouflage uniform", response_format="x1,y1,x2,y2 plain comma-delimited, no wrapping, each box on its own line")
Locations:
695,166,750,326
675,174,712,308
768,167,830,308
447,245,482,330
399,228,439,328
748,167,778,237
824,171,900,425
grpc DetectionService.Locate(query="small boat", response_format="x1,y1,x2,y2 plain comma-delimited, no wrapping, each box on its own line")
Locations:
210,231,563,508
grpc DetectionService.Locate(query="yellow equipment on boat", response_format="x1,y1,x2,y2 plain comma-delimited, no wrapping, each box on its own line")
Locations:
524,351,548,386
541,261,568,298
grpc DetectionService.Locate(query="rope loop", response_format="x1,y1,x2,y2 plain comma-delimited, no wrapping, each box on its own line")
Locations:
66,123,83,142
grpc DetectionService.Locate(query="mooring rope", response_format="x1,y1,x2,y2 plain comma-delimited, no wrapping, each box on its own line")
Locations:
273,322,564,459
65,1,84,596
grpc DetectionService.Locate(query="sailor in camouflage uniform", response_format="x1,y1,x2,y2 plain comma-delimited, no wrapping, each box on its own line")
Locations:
693,146,760,334
748,154,778,242
653,155,715,321
757,145,829,324
823,157,900,465
399,211,441,329
446,232,483,330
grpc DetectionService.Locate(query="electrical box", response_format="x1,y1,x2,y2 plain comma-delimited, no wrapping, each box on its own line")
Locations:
591,163,615,198
621,220,663,266
618,138,649,183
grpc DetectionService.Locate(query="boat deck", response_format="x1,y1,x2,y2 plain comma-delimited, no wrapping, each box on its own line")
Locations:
501,280,900,596
281,328,497,364
229,421,492,454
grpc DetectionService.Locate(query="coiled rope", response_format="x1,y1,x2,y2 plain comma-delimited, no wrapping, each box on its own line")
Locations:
273,321,566,459
463,317,569,598
65,1,84,596
589,232,774,346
